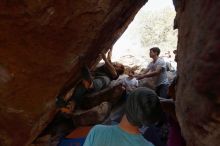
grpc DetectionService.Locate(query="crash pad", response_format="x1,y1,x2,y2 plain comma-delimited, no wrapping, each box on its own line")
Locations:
58,126,92,146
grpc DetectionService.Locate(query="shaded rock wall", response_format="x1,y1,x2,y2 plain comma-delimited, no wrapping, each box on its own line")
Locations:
0,0,147,145
175,0,220,145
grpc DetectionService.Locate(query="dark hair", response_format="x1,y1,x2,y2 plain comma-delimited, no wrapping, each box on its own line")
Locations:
125,87,162,127
129,70,135,75
150,47,160,56
113,63,124,75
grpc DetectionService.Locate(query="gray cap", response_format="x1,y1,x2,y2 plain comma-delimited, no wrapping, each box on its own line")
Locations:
125,87,162,127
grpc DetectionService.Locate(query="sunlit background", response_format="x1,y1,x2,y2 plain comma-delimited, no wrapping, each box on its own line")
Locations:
111,0,177,69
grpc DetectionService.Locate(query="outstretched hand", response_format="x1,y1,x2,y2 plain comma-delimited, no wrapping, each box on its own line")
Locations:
132,74,142,80
136,75,142,80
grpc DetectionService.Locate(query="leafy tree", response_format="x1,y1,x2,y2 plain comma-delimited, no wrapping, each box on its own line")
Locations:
138,7,178,53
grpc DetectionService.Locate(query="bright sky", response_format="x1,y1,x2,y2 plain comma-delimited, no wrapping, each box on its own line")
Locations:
145,0,174,11
111,0,176,66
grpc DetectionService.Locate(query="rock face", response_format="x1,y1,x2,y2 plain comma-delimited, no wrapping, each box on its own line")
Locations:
0,0,147,145
1,0,220,146
175,0,220,145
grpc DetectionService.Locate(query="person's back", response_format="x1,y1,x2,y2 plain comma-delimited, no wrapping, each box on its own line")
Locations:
83,125,154,146
83,87,162,146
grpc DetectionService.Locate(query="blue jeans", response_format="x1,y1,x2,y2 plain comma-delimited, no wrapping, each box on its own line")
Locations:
156,84,169,98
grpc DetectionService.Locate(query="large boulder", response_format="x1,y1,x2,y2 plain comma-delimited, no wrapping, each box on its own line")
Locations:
0,0,147,145
175,0,220,145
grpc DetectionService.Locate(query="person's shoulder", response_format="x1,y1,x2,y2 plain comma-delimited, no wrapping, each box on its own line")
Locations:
158,57,165,62
92,124,113,132
156,57,166,65
93,124,109,128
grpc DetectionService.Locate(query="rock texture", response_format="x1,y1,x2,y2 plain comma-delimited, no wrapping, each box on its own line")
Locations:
175,0,220,145
0,0,147,145
1,0,220,145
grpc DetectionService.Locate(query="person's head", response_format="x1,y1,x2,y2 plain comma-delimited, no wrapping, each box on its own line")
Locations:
127,70,135,79
125,87,162,127
149,47,160,58
113,62,125,75
128,70,135,76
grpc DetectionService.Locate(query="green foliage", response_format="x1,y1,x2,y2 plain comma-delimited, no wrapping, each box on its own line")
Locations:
135,7,178,53
112,6,178,64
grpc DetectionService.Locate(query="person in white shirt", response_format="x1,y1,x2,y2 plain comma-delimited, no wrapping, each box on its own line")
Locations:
121,70,138,94
135,47,169,98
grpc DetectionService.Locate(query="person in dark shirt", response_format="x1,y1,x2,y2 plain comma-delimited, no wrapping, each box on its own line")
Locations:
58,50,124,114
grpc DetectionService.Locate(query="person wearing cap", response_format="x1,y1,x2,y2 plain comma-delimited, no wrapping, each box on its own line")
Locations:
135,47,169,98
83,87,162,146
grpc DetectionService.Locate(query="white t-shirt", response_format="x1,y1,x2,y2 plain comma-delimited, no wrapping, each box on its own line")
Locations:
122,77,138,93
147,57,169,87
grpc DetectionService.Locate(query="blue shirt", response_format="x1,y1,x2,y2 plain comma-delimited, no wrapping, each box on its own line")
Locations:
83,125,154,146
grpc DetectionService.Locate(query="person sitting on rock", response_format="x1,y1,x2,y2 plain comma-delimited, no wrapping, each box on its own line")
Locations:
120,70,138,96
83,87,162,146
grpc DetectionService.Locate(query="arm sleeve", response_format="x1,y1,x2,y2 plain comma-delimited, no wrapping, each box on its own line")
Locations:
157,59,166,71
